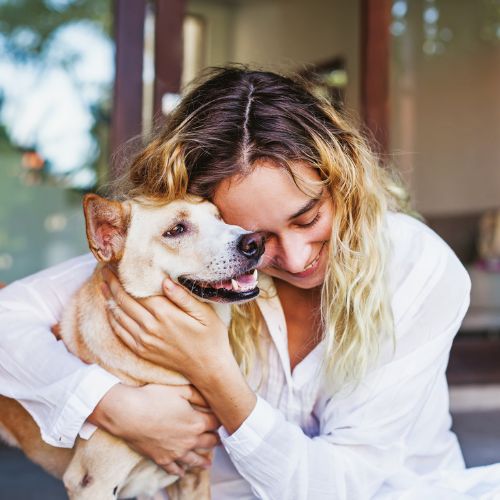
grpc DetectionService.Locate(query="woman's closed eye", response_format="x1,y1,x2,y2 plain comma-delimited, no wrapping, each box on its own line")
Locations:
296,211,322,228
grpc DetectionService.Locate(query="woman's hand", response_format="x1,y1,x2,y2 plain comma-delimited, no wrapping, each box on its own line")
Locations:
100,266,258,436
101,267,235,383
89,383,220,477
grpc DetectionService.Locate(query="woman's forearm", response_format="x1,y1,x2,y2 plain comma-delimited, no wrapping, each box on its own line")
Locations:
193,357,257,435
87,383,222,474
0,263,120,448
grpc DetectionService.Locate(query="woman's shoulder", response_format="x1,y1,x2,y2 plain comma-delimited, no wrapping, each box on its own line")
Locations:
385,211,448,251
385,211,463,285
384,211,471,326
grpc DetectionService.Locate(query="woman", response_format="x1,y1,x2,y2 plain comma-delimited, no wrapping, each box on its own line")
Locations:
0,65,498,499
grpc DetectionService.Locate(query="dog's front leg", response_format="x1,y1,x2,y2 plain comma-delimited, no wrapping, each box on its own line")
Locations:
62,428,148,500
166,468,211,500
166,449,212,500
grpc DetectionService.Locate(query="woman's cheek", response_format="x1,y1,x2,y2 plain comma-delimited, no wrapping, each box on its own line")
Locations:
317,202,334,241
258,240,278,270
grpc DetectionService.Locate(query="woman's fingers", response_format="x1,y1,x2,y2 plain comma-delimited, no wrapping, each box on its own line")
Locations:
176,451,211,469
183,386,220,430
195,432,220,450
108,311,143,353
102,267,201,334
184,385,209,408
101,267,158,330
162,461,185,477
199,411,221,432
162,278,209,323
108,300,145,338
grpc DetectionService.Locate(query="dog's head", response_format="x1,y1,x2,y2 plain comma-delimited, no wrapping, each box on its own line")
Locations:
83,194,264,303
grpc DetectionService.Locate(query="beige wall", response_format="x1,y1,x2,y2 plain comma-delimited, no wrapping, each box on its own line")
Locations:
187,0,236,67
231,0,360,112
391,0,500,216
187,0,361,112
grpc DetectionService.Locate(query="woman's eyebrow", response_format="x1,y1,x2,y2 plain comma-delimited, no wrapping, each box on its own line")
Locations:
288,195,322,221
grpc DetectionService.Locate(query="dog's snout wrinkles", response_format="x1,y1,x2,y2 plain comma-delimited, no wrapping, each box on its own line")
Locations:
237,232,265,260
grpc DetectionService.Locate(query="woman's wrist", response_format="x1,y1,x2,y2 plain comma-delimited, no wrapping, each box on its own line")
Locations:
195,357,257,435
184,340,234,384
86,383,134,437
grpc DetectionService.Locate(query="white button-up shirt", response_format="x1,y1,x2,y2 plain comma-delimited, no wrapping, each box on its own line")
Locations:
1,212,500,499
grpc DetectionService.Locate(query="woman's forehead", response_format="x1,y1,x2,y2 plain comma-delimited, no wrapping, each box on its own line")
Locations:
212,161,323,229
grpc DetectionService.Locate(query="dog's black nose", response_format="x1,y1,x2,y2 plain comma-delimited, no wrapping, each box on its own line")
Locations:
237,232,265,260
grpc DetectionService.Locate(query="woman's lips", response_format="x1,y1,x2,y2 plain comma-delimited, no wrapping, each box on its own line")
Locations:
289,242,326,279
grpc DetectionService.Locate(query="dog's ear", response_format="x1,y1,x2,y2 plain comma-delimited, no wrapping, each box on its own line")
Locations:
83,194,131,263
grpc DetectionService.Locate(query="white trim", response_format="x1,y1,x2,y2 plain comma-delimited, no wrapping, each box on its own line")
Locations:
449,384,500,412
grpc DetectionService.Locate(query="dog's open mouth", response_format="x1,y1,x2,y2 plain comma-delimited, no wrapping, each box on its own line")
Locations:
178,269,259,303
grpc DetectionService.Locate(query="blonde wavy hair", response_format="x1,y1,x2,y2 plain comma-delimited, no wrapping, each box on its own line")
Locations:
114,64,414,390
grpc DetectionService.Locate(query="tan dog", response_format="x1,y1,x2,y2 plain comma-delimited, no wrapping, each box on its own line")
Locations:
0,193,264,499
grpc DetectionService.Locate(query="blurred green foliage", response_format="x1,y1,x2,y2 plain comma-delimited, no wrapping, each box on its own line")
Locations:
0,0,112,59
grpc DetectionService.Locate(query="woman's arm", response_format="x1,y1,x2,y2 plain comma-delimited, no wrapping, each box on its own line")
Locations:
88,382,220,476
0,254,119,447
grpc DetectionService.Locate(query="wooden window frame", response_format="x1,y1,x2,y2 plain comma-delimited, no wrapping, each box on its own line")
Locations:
111,0,185,179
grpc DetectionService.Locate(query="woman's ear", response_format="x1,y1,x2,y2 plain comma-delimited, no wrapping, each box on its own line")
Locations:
83,194,131,263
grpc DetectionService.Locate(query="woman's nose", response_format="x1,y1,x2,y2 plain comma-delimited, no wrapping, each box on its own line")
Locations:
267,235,310,274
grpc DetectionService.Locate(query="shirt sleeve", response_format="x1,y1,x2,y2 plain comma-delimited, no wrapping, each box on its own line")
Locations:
0,254,121,448
218,238,475,499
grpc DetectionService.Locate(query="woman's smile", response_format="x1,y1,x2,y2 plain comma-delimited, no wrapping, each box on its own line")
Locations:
288,241,327,279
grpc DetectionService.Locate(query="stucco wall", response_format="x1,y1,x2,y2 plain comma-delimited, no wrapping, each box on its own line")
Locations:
391,0,500,215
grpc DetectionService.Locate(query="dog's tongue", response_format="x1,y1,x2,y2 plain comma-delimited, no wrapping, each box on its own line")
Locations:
236,273,257,285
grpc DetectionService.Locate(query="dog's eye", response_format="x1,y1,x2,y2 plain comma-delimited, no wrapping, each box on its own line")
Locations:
162,224,186,238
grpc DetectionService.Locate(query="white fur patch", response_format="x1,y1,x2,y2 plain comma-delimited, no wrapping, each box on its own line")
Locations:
0,423,19,447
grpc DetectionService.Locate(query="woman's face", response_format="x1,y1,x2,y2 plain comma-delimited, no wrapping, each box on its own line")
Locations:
213,159,333,290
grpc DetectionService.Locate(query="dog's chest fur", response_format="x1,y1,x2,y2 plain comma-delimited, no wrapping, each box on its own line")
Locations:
59,267,189,387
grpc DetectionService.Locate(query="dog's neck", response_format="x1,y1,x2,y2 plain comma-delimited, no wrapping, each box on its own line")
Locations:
210,302,232,328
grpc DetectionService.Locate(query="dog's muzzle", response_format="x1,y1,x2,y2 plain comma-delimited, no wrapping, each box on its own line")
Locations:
178,232,265,303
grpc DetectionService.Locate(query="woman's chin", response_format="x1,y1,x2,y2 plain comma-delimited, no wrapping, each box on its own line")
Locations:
262,247,327,289
263,264,326,290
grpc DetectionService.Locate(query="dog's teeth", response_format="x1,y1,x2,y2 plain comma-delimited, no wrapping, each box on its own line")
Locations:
252,269,258,280
231,279,240,291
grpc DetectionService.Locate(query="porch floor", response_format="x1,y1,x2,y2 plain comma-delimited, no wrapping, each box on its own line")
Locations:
1,410,500,499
